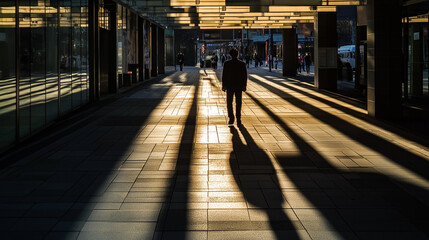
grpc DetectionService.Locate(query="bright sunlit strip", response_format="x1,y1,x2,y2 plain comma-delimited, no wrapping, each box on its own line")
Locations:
250,74,429,157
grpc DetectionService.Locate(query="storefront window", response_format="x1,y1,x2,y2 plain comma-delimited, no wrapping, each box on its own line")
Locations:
406,14,429,101
46,0,59,123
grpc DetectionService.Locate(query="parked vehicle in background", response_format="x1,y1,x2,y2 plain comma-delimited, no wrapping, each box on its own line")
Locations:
338,45,356,70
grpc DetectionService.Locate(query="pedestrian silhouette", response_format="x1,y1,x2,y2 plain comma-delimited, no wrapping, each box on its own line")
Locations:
304,52,311,73
245,54,250,68
222,48,247,125
221,54,226,66
177,52,184,71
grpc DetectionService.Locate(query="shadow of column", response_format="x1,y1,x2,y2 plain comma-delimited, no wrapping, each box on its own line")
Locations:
247,74,429,182
155,70,201,239
246,91,429,239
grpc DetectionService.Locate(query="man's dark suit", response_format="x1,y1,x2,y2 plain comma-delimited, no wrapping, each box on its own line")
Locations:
222,58,248,123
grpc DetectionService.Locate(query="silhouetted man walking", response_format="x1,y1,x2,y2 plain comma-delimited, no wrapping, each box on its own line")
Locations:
222,48,247,125
177,52,184,71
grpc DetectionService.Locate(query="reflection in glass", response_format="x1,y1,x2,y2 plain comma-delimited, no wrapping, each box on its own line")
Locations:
0,1,17,148
0,0,90,150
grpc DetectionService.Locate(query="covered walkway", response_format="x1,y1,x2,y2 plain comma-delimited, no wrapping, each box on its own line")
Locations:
1,68,429,239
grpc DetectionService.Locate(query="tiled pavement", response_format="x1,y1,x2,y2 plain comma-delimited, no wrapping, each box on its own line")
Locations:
1,67,429,239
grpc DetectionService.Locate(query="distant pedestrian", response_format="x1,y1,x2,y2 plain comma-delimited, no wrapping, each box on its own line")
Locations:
222,48,247,125
212,53,218,70
221,54,226,66
297,54,303,73
245,54,250,68
177,52,184,71
254,55,259,68
274,56,278,69
304,53,312,73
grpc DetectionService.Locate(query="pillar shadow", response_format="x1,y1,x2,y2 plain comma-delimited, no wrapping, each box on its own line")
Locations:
155,70,201,239
0,71,178,239
253,70,429,148
248,74,429,182
229,125,301,240
247,91,429,238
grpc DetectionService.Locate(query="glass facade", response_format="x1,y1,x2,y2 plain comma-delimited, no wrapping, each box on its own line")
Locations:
0,1,16,149
0,0,89,150
406,14,429,100
0,1,167,152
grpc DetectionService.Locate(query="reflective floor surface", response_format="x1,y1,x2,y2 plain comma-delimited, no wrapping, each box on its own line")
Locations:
1,67,429,240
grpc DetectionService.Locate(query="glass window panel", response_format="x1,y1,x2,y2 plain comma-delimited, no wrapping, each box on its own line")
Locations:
71,0,81,108
30,1,47,132
81,0,89,102
46,0,59,122
60,0,72,114
19,0,32,137
0,0,17,149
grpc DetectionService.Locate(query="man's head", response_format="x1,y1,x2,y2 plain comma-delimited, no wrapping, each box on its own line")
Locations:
229,48,239,59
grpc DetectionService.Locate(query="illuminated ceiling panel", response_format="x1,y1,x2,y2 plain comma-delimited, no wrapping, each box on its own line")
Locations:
118,0,366,29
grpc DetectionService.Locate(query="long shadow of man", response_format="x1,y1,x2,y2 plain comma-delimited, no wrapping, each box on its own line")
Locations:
229,125,302,240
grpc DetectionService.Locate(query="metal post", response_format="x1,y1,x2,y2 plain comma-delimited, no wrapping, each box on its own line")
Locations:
269,29,272,72
174,30,176,71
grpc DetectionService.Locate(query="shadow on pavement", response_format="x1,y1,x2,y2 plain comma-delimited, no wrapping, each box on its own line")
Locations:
0,71,178,239
229,125,301,240
248,74,429,183
247,91,429,239
155,69,201,239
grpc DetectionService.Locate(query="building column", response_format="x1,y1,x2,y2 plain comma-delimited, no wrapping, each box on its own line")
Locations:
366,0,402,118
410,23,424,96
282,28,297,77
158,27,165,74
88,0,100,102
151,24,158,77
314,11,338,91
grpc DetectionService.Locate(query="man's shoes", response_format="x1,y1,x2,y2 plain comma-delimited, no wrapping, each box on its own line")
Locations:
228,119,234,125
